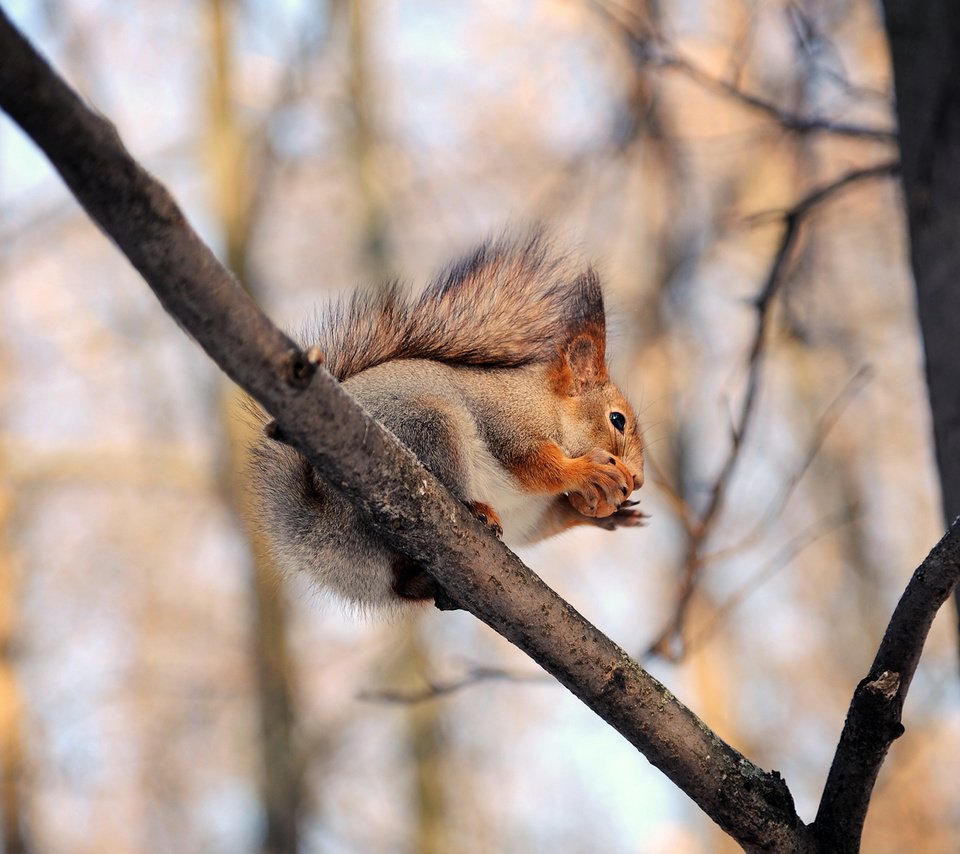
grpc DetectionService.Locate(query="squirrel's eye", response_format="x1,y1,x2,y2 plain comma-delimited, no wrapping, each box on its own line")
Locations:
609,411,626,433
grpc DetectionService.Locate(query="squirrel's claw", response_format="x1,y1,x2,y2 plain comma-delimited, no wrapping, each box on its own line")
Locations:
468,500,504,539
591,502,649,531
610,506,650,527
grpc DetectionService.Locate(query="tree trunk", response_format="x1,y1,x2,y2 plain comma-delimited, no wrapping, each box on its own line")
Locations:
0,453,28,853
204,2,305,850
881,1,960,653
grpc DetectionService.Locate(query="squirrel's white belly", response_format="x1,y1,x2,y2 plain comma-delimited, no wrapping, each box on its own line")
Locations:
468,441,552,544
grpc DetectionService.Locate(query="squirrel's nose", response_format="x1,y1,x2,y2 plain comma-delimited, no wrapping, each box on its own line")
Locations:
632,469,644,491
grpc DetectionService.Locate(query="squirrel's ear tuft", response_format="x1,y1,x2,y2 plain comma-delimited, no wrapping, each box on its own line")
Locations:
553,268,608,394
553,331,608,395
566,269,606,333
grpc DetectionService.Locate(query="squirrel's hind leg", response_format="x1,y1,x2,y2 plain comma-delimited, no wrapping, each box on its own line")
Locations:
377,393,492,606
250,439,405,606
390,554,460,610
377,393,482,504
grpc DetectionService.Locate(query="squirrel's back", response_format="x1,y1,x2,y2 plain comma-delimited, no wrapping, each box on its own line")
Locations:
311,231,605,381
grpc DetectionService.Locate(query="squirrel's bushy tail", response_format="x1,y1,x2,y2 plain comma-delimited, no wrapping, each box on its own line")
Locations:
312,231,605,381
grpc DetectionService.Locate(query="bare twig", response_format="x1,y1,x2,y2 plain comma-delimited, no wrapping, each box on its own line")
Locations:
649,162,897,658
359,665,549,705
706,162,897,539
658,51,896,142
745,161,901,230
785,3,891,107
645,209,800,657
684,505,859,657
701,366,872,565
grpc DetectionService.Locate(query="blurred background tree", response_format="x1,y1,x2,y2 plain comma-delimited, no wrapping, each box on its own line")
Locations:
0,1,956,852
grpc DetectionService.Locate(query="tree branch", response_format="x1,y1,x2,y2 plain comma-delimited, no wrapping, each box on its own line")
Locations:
658,50,897,143
358,664,549,705
812,518,960,852
701,366,871,566
0,10,814,851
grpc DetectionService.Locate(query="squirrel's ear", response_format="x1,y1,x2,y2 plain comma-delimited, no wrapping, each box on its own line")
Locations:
553,331,608,396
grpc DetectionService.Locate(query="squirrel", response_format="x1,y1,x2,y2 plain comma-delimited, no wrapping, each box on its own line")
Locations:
250,232,646,609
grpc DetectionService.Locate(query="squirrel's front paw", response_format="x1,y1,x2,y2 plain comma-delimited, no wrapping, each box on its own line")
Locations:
568,449,635,518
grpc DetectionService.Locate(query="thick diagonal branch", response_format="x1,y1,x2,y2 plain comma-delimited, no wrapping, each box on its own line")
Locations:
0,9,814,851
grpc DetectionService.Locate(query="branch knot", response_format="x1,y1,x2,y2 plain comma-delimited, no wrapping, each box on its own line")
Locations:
864,670,900,702
282,346,324,389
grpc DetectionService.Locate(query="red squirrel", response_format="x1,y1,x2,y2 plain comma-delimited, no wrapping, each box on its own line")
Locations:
251,233,645,608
